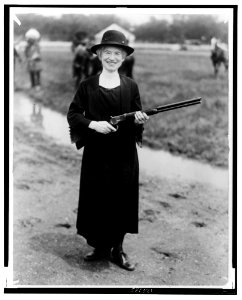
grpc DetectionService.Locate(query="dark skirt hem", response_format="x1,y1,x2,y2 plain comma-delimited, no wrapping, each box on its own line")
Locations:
77,230,138,248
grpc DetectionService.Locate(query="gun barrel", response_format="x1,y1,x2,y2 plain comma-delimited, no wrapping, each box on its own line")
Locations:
110,97,202,124
145,97,201,115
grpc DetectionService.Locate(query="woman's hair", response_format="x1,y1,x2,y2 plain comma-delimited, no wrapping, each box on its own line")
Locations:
96,46,127,60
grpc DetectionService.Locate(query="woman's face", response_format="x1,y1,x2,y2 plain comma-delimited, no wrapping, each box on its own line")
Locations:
99,46,126,73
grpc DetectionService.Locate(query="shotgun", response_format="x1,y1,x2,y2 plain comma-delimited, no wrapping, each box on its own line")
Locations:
70,97,202,149
110,97,202,126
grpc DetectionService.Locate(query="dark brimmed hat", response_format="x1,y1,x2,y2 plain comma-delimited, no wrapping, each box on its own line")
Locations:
90,30,134,56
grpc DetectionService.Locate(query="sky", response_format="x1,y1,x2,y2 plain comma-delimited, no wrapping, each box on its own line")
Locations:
13,7,230,26
37,12,173,25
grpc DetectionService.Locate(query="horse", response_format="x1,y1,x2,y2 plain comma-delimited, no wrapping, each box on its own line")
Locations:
210,44,228,76
118,55,135,79
87,53,102,77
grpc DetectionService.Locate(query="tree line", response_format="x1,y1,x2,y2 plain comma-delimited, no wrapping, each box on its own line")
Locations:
14,13,228,44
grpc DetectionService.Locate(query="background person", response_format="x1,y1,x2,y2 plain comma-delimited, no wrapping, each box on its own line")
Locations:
24,28,42,90
14,45,22,70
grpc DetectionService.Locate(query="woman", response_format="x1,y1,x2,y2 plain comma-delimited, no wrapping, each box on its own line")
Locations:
67,30,148,271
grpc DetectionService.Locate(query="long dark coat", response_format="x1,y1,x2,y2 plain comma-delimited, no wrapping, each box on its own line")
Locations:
67,75,143,248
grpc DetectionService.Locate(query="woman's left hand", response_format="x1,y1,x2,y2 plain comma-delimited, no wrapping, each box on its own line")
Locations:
134,111,149,125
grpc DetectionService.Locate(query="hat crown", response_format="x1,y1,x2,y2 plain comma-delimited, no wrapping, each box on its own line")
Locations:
90,29,134,56
101,30,127,46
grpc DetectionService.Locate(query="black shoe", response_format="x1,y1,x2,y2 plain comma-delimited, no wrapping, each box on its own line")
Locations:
84,248,110,261
111,249,136,271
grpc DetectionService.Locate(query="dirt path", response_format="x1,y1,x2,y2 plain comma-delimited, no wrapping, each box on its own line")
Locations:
12,109,229,287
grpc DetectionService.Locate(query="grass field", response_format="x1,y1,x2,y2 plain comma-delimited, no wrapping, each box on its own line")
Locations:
14,45,229,167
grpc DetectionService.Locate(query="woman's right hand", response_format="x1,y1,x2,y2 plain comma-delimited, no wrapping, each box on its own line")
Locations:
89,121,117,134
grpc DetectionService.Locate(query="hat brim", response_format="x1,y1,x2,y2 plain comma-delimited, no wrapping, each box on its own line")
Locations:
90,42,134,56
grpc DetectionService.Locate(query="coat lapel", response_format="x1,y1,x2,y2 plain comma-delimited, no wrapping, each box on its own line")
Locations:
89,75,100,92
120,75,131,113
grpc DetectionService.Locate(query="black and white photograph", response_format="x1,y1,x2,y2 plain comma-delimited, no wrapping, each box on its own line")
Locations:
3,1,238,295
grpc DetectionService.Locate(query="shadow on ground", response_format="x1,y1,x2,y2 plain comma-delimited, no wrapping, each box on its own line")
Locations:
30,232,110,272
